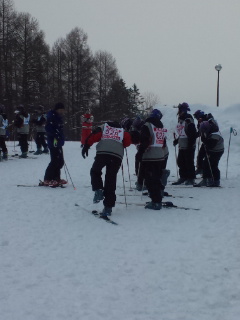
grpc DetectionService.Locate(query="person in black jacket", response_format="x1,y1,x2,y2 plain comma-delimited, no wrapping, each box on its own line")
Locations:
172,103,197,185
14,105,30,158
195,121,224,187
43,102,66,187
136,109,169,210
193,110,219,176
32,105,48,155
0,105,8,160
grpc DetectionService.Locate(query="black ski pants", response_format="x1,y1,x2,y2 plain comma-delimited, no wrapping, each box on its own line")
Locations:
177,148,196,179
141,160,164,203
18,134,28,153
35,132,47,149
196,144,206,170
202,151,224,181
90,154,122,208
0,136,7,153
44,147,64,181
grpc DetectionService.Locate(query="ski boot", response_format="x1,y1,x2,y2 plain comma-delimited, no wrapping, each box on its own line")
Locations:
145,201,162,210
184,179,195,185
93,189,104,203
172,177,186,185
194,178,207,187
34,148,42,155
19,152,28,158
100,206,112,217
2,152,8,160
42,147,49,154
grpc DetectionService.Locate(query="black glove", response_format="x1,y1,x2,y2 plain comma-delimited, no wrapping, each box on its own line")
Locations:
173,138,178,146
82,144,90,159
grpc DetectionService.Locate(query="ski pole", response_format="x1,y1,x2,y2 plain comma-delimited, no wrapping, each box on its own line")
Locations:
125,148,133,191
204,144,214,182
121,163,127,208
64,162,76,190
226,127,237,179
173,132,179,178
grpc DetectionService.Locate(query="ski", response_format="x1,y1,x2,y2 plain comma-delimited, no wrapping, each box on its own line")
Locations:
74,204,118,225
17,180,66,188
10,154,38,159
91,210,118,225
116,201,200,211
117,192,193,199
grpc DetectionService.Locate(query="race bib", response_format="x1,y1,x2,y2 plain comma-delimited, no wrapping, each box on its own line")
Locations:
102,123,124,142
176,121,187,137
152,125,167,147
24,114,30,125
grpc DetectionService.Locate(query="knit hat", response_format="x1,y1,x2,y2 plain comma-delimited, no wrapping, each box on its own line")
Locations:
54,102,65,110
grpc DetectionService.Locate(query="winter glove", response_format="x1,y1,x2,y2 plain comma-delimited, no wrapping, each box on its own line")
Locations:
53,138,58,147
173,138,178,146
82,144,90,159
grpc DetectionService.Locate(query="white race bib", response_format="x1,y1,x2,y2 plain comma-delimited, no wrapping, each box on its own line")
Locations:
102,123,124,142
151,125,167,147
176,121,187,138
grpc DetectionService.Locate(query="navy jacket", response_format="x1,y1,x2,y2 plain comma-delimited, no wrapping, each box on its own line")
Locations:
45,110,65,148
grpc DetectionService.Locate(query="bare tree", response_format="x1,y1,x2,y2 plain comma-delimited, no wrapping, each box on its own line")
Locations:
140,91,161,116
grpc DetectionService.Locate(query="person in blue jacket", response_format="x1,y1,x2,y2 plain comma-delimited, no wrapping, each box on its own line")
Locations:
43,102,67,187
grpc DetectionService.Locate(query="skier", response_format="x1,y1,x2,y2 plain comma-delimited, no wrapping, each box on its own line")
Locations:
172,103,197,185
43,102,67,187
136,109,169,210
14,105,30,158
193,110,219,175
32,105,48,155
195,121,224,187
81,109,94,147
81,120,132,218
0,105,8,161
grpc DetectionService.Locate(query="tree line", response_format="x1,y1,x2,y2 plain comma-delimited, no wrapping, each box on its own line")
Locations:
0,0,159,140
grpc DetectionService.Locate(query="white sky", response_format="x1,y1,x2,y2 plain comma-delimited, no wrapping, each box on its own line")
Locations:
13,0,240,107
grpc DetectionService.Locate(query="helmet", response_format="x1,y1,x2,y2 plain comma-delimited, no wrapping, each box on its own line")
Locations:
120,117,133,131
132,116,144,131
149,109,163,119
178,102,190,113
199,121,211,135
193,110,205,120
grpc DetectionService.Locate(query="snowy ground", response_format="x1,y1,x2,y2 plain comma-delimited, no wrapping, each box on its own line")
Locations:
0,104,240,320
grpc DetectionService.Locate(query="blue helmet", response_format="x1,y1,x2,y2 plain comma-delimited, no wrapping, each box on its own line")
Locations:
194,110,205,120
149,109,163,119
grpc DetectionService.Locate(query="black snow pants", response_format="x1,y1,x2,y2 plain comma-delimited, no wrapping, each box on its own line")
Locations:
90,154,122,208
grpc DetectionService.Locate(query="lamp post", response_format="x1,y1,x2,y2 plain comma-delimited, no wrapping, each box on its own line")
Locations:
215,64,222,106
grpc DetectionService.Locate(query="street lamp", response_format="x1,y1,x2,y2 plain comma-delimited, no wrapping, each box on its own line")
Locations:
215,64,222,106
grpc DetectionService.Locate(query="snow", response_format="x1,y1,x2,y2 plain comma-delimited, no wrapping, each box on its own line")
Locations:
1,104,240,320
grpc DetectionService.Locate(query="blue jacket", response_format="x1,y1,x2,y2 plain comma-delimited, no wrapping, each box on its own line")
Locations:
45,110,65,148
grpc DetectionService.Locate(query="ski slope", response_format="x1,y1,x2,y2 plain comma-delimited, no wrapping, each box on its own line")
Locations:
1,104,240,320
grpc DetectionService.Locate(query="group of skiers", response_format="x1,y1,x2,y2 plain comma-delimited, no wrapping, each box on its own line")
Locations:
0,104,49,160
1,101,224,220
80,102,224,219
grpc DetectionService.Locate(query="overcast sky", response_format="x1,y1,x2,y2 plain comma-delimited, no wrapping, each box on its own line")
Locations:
13,0,240,107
